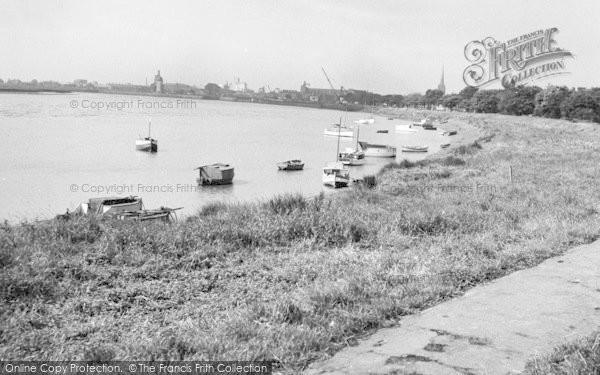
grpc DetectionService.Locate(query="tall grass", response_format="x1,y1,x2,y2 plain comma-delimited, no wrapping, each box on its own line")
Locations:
2,111,600,372
523,331,600,374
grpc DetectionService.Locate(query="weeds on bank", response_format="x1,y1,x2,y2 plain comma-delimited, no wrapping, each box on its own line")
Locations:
523,330,600,374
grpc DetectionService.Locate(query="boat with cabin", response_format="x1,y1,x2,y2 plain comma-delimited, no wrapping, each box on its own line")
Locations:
277,159,305,170
323,118,350,188
339,147,366,166
323,162,350,188
339,126,366,166
196,163,235,185
358,141,397,158
135,119,158,152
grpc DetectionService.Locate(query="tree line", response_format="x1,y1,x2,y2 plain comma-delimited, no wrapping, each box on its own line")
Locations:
351,86,600,124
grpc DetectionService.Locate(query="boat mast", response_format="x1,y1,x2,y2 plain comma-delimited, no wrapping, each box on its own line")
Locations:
148,118,151,138
336,116,342,162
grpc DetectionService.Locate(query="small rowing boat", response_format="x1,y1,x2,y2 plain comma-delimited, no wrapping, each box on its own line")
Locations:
401,145,428,153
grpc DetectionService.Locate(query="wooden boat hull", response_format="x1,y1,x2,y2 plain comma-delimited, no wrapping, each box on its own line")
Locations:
441,143,450,148
74,196,143,216
401,145,428,153
358,141,397,158
116,207,181,222
277,160,305,170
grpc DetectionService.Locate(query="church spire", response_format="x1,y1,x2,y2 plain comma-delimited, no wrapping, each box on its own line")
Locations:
437,66,446,94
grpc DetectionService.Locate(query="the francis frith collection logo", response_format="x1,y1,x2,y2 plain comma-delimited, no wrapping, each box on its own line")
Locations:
463,27,573,88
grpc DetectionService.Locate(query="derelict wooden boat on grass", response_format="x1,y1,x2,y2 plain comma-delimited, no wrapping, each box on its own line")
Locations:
116,207,182,222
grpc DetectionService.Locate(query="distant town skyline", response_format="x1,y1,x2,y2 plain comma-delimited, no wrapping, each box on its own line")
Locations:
1,0,599,94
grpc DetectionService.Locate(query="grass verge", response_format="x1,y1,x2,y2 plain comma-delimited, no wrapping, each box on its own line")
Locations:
523,331,600,374
2,111,600,373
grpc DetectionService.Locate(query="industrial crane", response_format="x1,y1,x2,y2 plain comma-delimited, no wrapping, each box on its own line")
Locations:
321,67,345,103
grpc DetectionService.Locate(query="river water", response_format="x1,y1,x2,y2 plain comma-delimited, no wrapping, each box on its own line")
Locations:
0,92,445,221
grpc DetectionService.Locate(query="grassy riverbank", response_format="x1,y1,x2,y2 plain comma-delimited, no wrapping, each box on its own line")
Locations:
2,111,600,373
524,330,600,374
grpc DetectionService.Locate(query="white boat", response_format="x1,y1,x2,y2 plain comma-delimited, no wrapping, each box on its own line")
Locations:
395,125,417,133
339,126,365,165
323,118,351,188
354,118,375,125
339,147,366,166
323,162,350,188
136,119,158,152
401,145,429,153
195,163,235,185
324,124,354,138
358,141,397,158
72,196,144,217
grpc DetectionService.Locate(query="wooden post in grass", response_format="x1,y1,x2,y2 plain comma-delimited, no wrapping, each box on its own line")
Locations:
509,165,513,183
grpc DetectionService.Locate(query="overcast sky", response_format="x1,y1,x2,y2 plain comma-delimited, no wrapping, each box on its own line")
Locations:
1,0,598,94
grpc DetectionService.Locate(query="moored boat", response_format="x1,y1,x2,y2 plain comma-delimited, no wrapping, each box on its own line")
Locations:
196,163,235,185
412,118,431,127
376,129,389,133
339,148,366,166
136,120,158,152
354,118,375,125
277,159,305,170
71,196,144,217
322,161,350,188
324,124,354,138
401,145,429,153
358,141,397,158
395,125,417,133
441,143,451,148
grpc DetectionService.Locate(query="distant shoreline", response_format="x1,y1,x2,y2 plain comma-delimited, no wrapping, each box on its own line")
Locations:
0,87,72,93
0,88,367,112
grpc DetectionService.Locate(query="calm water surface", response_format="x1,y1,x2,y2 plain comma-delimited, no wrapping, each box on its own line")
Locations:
0,92,446,221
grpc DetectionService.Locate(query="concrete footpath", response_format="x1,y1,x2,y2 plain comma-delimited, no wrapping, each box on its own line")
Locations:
306,241,600,375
